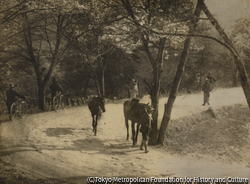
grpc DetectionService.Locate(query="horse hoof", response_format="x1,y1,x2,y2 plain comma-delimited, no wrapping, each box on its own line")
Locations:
145,150,149,153
140,147,143,150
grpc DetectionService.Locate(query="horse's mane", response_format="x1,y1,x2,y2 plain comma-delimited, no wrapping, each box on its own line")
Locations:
136,102,154,115
131,101,154,115
131,98,140,103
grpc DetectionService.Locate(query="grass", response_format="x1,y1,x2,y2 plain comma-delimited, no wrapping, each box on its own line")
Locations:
164,104,250,163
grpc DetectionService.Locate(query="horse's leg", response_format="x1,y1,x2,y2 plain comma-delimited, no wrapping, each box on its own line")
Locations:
131,121,136,146
135,123,140,144
94,113,98,136
125,118,129,140
140,139,143,150
92,114,95,132
140,139,144,150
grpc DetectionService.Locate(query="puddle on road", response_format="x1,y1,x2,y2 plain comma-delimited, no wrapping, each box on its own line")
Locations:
72,138,138,155
45,127,92,137
45,128,74,137
44,128,137,155
73,138,104,151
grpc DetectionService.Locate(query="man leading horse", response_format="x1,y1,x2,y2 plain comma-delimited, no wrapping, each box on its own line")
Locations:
123,98,153,153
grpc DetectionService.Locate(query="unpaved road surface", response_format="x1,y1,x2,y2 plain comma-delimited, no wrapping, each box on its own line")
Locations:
0,87,250,182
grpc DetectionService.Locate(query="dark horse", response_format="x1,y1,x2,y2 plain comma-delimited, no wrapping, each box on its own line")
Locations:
123,98,153,146
88,96,106,136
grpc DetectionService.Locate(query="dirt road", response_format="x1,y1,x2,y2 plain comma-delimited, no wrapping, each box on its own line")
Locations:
0,87,249,183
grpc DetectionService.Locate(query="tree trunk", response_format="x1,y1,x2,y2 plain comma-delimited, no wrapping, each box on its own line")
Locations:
120,0,166,144
232,68,239,87
101,69,105,96
199,0,250,109
38,85,45,111
94,78,101,96
148,37,166,145
149,88,159,145
158,0,203,145
33,65,46,111
83,78,90,99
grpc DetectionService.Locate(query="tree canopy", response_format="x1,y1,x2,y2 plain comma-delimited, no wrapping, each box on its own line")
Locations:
1,0,250,144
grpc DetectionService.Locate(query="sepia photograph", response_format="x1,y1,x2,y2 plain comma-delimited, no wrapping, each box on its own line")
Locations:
0,0,250,183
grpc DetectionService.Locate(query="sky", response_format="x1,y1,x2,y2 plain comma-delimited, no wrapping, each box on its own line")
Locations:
205,0,250,28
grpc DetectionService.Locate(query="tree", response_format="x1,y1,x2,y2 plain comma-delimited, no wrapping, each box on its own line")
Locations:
74,35,114,97
158,0,250,144
102,0,196,144
58,49,91,99
0,0,28,25
102,47,139,99
199,0,250,109
231,18,250,76
64,0,127,97
0,0,88,110
59,42,137,99
158,0,203,144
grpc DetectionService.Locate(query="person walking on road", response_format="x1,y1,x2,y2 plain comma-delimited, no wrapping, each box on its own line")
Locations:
202,78,212,106
140,123,150,153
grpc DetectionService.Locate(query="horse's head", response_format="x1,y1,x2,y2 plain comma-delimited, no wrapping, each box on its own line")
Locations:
145,103,154,115
99,96,106,113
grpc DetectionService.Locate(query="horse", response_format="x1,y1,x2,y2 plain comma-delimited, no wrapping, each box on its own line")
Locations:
123,98,153,146
88,96,106,136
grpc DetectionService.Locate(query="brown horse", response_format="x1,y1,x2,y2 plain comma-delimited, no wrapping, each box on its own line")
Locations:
88,96,106,136
123,99,153,146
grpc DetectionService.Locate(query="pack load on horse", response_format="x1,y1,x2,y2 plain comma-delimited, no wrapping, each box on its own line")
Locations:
88,96,106,136
123,98,154,153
